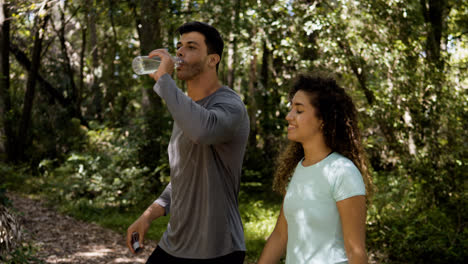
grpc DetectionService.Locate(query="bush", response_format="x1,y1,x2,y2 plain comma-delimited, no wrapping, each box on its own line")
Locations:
367,161,466,263
37,126,168,208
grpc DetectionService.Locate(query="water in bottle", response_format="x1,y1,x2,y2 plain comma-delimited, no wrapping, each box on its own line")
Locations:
132,55,182,75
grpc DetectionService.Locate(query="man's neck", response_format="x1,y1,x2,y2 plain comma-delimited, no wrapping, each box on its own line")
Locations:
186,71,221,101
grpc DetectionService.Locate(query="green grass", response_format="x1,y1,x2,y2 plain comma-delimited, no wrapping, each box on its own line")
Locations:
239,188,281,262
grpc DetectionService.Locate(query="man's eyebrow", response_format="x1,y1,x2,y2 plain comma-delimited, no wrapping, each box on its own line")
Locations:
177,40,200,46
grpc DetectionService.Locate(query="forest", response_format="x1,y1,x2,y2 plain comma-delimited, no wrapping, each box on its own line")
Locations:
0,0,467,263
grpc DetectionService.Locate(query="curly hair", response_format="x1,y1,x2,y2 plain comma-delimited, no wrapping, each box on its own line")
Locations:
273,73,374,199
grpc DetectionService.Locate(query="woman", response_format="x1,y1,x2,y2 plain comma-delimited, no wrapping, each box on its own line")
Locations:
258,74,373,264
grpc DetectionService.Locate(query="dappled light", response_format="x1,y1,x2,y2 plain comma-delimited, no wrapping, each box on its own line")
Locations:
1,0,466,263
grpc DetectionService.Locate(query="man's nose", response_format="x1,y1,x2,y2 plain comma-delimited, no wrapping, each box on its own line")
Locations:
176,48,183,57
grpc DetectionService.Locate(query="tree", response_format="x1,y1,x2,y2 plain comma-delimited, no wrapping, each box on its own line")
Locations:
1,1,466,260
0,1,13,161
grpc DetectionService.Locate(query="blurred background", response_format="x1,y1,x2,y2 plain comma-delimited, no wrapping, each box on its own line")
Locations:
0,0,466,263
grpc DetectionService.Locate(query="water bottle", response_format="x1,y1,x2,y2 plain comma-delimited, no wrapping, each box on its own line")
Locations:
132,55,182,75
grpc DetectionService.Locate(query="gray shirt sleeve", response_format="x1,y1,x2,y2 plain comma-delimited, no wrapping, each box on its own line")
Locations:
155,182,171,215
153,74,244,145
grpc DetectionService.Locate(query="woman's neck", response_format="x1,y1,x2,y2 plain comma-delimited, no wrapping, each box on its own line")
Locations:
301,138,332,167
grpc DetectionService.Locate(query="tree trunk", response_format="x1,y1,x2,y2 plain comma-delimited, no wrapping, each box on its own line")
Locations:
247,29,258,148
105,0,118,111
337,36,407,158
337,38,375,105
260,41,269,94
0,1,14,161
420,0,447,70
17,4,50,161
48,2,87,127
10,43,88,127
10,44,66,107
78,23,86,109
137,0,162,122
227,0,241,90
87,0,102,120
132,0,165,168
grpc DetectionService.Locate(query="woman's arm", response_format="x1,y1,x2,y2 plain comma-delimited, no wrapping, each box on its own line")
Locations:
258,202,288,264
336,195,368,264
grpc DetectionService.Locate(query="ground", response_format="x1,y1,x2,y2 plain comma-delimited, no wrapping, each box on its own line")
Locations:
7,192,158,263
6,192,380,263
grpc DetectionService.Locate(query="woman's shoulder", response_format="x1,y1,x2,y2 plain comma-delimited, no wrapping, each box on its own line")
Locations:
326,153,366,200
328,152,357,168
324,153,362,179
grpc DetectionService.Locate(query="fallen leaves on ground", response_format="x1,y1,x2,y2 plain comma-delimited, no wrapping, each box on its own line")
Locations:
7,193,158,264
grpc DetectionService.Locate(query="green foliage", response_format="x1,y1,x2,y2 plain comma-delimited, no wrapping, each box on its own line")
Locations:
239,191,282,262
0,243,44,264
367,158,467,263
2,0,467,262
0,164,36,194
0,188,8,207
37,126,164,208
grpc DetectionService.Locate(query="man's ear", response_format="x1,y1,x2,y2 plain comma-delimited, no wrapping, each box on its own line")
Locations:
208,54,220,67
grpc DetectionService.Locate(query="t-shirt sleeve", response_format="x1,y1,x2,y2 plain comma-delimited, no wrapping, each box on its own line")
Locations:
331,160,366,202
154,182,172,215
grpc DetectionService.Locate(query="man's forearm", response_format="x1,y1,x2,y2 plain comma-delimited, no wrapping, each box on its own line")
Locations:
141,202,166,222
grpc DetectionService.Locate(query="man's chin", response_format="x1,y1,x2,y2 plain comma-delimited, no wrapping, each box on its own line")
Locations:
176,72,191,81
176,73,186,80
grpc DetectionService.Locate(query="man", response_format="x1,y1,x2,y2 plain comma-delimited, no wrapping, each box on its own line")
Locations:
126,22,249,264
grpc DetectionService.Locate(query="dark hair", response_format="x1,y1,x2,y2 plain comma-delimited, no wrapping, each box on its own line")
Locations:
176,21,224,71
273,73,374,199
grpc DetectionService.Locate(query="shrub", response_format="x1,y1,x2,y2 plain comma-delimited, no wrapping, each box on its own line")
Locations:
38,126,167,208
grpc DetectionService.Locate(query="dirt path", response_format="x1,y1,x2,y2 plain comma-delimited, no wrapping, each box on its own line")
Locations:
7,192,158,263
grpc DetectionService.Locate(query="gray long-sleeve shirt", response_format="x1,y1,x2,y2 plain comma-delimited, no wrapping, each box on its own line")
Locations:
153,74,249,259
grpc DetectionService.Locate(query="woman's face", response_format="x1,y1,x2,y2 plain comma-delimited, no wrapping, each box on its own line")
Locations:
285,90,323,145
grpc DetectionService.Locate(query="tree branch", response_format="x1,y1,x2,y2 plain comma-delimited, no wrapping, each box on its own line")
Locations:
10,43,69,107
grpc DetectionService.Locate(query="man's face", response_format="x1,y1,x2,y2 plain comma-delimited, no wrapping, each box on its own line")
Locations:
176,32,210,80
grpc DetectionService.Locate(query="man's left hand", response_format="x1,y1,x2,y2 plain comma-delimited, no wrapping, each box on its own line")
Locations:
148,49,174,81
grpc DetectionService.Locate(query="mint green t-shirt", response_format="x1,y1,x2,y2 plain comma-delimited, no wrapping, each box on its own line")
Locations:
283,152,366,264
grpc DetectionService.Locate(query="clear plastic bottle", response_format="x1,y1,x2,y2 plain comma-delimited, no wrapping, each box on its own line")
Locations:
132,55,182,75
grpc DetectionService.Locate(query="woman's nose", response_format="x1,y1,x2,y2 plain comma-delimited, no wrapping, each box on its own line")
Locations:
285,111,293,121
